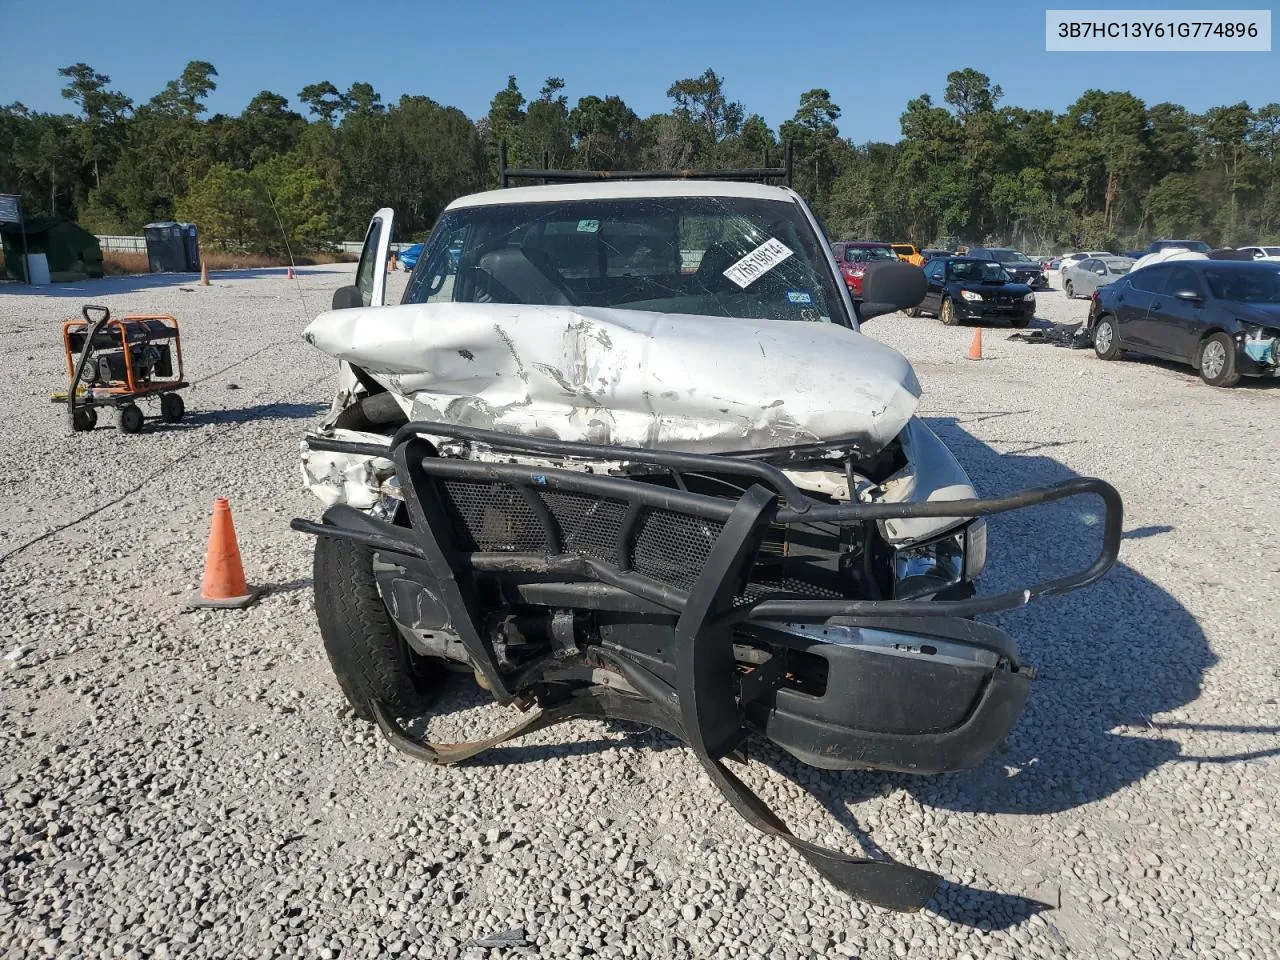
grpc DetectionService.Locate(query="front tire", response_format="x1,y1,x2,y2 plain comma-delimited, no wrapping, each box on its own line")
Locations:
1093,316,1121,360
160,392,185,423
1198,333,1239,387
939,298,959,326
313,535,440,721
1064,280,1075,299
905,305,921,318
71,406,97,432
117,404,144,434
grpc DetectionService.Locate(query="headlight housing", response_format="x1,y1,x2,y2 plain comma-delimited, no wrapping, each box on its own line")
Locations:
960,289,983,302
892,519,987,600
1023,292,1035,302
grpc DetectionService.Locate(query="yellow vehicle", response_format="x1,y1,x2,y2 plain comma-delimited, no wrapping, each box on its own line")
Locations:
891,243,925,267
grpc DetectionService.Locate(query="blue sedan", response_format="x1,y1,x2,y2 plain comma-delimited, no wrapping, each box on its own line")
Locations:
398,241,462,271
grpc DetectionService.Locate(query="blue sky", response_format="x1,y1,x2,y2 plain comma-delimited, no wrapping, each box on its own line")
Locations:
4,0,1275,143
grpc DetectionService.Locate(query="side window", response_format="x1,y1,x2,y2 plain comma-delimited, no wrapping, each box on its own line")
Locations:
1078,259,1096,272
925,260,944,281
1168,266,1202,295
354,218,383,307
405,225,467,304
1132,265,1169,294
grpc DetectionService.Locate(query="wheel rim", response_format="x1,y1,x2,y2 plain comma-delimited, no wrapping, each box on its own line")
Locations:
1095,322,1113,354
1201,340,1226,379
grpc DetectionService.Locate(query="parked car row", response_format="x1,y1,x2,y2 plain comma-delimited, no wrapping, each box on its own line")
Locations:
827,235,1280,388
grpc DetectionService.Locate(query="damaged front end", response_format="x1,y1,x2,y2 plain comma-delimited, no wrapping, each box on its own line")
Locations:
293,195,1121,910
295,410,1121,911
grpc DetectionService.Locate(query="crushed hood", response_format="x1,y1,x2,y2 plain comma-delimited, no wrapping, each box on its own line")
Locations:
305,302,921,455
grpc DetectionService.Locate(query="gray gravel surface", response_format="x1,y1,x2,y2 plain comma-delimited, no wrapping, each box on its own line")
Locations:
2,268,1278,959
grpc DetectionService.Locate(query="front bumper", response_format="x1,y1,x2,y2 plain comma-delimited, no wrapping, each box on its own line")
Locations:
954,297,1035,321
1238,354,1280,378
1235,334,1280,378
744,617,1031,773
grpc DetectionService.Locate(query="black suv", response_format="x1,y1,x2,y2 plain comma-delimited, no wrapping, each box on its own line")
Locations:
966,247,1046,288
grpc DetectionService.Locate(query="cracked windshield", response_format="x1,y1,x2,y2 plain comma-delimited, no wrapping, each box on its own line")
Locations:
404,195,844,323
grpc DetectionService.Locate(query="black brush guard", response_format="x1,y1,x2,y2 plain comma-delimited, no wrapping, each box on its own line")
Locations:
293,421,1123,912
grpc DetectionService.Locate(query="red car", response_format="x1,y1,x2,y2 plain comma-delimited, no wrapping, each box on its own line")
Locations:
831,241,901,298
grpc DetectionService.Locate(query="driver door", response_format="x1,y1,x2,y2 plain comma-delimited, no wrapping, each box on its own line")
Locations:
333,208,395,310
921,259,946,312
322,208,394,424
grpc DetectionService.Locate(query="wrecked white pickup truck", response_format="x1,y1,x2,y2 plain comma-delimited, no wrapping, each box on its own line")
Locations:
292,157,1123,911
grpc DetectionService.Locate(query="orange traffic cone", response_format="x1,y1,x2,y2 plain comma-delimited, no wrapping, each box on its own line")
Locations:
286,266,295,280
189,497,259,608
966,328,983,361
199,261,210,286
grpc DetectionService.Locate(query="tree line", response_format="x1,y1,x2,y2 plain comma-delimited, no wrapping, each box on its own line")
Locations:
3,62,1278,254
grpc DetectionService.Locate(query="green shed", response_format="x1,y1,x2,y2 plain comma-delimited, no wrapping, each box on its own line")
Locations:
1,216,104,281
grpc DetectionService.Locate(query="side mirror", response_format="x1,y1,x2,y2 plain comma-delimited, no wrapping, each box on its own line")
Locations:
331,285,364,310
1174,289,1202,303
1095,268,1107,275
857,260,928,321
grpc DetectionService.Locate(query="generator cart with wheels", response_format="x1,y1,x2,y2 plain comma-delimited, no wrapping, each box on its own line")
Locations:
59,305,189,433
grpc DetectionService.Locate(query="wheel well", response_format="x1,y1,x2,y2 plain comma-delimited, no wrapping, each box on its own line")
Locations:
1191,327,1228,369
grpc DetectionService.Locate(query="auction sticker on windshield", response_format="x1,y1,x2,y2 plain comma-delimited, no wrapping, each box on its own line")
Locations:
723,238,794,289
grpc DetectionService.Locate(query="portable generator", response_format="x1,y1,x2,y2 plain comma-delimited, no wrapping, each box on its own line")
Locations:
58,305,189,433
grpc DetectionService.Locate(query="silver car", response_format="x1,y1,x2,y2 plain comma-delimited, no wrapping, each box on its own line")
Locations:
1063,256,1134,298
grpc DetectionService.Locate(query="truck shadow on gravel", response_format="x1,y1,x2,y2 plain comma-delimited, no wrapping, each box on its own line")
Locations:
914,414,1215,815
150,402,327,429
747,415,1218,927
678,416,1210,823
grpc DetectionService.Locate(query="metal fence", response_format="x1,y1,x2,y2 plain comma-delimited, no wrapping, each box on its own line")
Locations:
96,235,148,253
98,236,410,257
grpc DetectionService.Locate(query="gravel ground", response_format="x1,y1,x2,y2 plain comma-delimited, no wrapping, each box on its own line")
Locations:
1,267,1278,960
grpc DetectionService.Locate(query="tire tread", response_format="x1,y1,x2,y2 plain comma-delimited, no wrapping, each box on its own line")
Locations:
313,536,436,721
